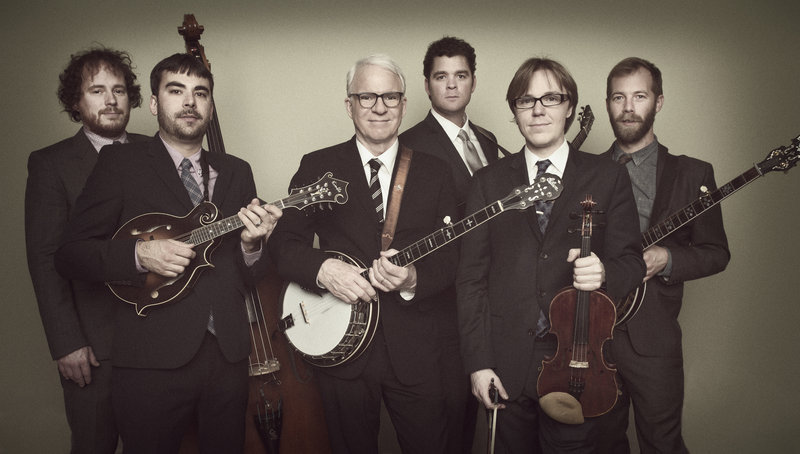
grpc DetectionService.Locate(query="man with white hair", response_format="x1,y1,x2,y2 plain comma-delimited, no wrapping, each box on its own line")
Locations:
269,54,458,453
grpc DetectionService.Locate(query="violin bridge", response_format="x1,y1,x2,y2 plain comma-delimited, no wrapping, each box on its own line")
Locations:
569,360,589,368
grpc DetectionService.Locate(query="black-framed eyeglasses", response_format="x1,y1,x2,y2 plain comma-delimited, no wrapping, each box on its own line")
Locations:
349,92,404,109
513,93,569,109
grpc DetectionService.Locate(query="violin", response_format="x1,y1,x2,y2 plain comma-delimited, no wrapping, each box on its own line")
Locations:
536,195,618,425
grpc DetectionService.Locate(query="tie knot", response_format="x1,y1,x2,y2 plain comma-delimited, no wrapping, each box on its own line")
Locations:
180,158,193,172
458,129,469,142
617,153,633,165
368,158,381,172
535,159,551,175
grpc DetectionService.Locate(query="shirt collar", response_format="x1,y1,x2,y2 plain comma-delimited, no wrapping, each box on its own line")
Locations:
524,139,569,179
612,137,659,166
158,133,203,171
82,127,128,152
429,108,471,142
356,137,399,172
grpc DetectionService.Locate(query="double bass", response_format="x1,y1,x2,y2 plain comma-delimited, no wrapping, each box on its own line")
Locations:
176,14,331,453
536,196,618,425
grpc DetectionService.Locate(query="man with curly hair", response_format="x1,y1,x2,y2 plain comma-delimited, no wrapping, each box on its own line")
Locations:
25,47,147,454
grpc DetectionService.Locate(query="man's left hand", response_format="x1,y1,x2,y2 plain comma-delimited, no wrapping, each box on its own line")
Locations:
369,249,416,293
567,249,605,291
239,198,282,252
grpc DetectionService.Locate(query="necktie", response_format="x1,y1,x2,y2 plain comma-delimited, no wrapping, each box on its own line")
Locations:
534,159,553,234
617,153,633,165
368,158,384,223
533,159,553,337
178,158,214,333
179,158,204,206
458,129,483,174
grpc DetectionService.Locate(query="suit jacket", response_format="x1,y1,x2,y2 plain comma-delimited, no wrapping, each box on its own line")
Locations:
25,129,148,361
55,136,267,368
267,137,458,385
400,112,502,207
457,145,646,399
603,144,730,357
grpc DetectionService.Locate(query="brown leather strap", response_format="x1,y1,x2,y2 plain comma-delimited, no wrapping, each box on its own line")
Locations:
472,124,512,158
381,145,413,251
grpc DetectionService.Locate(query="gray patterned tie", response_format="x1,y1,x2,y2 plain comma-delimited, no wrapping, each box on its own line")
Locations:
368,158,384,223
179,158,204,206
458,129,483,174
178,158,214,333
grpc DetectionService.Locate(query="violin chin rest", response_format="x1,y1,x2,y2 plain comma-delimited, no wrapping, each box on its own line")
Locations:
539,392,585,425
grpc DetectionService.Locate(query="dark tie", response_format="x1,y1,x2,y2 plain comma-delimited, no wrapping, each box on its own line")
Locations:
458,129,483,174
368,158,384,223
534,159,553,234
179,158,204,206
178,158,214,333
533,159,553,337
617,153,633,165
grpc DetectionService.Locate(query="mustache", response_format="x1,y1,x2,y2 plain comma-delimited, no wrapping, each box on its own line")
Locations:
100,108,124,115
616,113,643,122
176,109,203,120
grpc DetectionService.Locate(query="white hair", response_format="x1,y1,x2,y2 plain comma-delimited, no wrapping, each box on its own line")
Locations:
345,54,406,94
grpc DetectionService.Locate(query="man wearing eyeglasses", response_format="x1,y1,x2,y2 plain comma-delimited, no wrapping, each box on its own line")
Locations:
269,54,458,453
399,36,502,453
594,57,730,454
457,57,645,452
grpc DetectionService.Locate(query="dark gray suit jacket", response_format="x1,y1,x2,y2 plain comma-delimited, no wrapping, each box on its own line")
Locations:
55,136,267,368
25,129,148,361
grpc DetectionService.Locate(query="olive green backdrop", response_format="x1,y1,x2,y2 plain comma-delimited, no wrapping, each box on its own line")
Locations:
2,1,798,452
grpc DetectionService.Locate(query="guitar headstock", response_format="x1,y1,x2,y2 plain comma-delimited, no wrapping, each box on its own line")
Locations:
287,172,350,210
757,135,800,174
502,173,564,211
578,105,594,134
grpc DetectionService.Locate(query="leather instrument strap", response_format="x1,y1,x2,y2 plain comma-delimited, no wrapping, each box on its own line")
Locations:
380,145,413,251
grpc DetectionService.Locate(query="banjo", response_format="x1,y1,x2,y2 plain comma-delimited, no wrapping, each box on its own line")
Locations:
279,173,564,367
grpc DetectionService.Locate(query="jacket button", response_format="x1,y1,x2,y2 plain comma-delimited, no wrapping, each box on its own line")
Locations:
528,329,535,336
540,252,548,259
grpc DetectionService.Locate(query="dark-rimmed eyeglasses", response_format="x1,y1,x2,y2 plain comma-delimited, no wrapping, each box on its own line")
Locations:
513,93,569,109
349,92,404,109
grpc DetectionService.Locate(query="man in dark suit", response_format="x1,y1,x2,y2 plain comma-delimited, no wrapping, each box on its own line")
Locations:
55,53,281,454
595,57,730,453
268,54,458,454
457,57,646,453
25,48,147,454
399,36,501,453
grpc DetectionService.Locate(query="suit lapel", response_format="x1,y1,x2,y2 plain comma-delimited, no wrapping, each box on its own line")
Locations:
206,151,230,207
146,139,196,212
506,150,543,241
338,138,376,218
424,113,473,182
650,145,677,224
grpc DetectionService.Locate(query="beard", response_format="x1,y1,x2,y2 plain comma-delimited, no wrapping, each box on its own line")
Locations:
611,105,657,146
158,108,209,142
82,108,128,138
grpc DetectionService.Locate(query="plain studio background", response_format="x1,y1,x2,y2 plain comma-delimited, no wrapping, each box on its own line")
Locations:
1,1,798,452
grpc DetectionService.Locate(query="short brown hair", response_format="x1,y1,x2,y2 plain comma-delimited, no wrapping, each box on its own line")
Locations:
506,57,578,133
606,57,663,98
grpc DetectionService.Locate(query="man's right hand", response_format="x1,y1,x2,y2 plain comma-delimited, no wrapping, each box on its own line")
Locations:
136,239,196,277
57,346,99,388
471,369,509,410
317,258,376,304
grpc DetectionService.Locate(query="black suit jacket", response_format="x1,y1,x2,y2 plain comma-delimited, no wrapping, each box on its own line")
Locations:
401,112,501,207
604,144,730,357
268,138,458,385
457,145,646,399
55,136,267,368
25,129,148,361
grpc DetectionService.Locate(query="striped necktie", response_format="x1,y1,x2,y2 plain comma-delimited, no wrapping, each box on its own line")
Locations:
534,159,553,233
179,158,204,206
368,158,384,223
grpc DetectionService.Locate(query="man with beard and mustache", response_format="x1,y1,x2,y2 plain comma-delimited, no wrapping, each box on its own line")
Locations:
55,53,281,453
596,57,730,453
25,47,148,454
